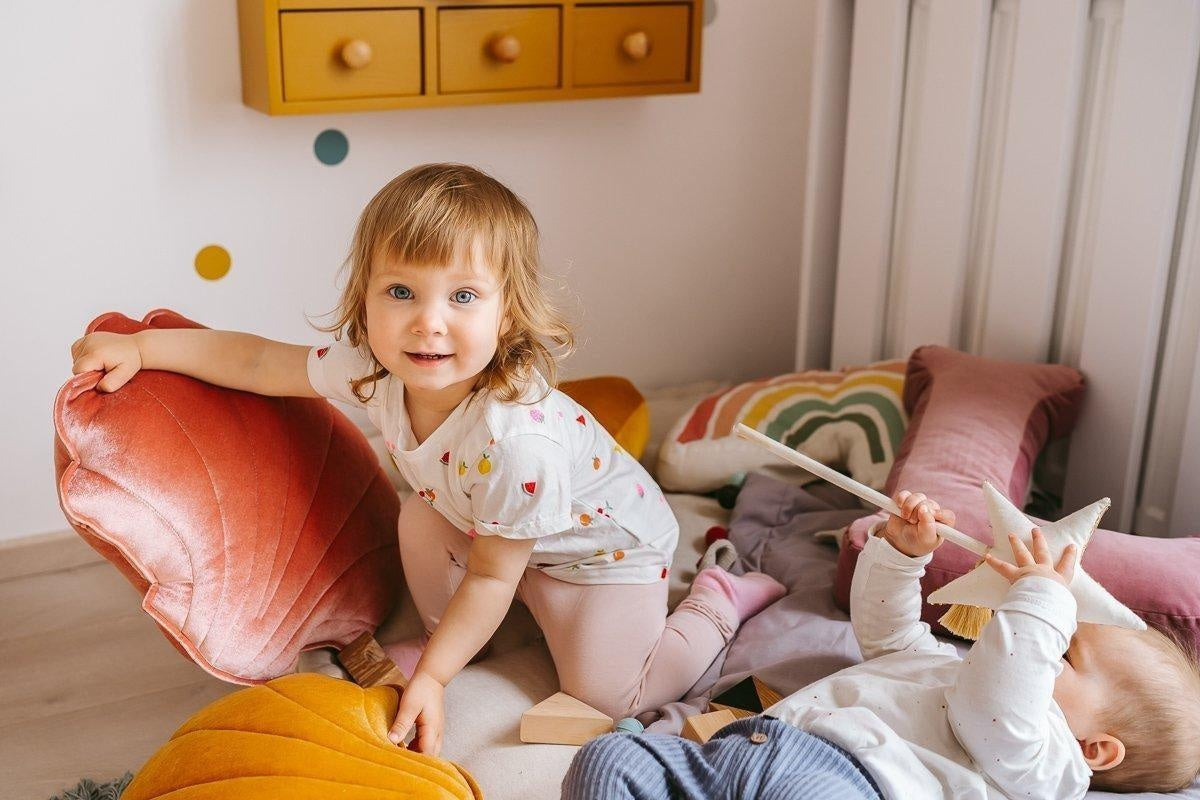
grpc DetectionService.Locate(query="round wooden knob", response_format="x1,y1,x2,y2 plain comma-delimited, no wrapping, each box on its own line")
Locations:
489,34,522,63
341,39,373,69
622,31,651,61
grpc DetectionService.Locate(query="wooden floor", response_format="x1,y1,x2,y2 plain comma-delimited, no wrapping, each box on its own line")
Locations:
0,532,238,800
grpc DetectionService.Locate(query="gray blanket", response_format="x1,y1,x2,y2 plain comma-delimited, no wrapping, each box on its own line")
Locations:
649,472,1198,800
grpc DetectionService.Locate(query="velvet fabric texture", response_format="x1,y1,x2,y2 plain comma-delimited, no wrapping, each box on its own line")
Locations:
121,673,482,799
833,346,1200,652
54,310,403,684
833,345,1087,637
559,375,650,461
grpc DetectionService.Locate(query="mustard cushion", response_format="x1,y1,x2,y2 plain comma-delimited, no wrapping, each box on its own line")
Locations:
122,674,482,800
560,375,649,460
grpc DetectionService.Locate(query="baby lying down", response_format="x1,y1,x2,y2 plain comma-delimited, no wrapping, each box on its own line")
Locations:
562,491,1200,799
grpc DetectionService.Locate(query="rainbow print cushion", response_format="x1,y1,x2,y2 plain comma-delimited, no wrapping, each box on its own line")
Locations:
656,360,907,494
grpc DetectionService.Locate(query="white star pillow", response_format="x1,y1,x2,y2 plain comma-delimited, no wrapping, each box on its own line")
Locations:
928,482,1145,630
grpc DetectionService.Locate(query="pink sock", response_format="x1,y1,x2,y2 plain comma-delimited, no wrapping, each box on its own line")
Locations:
692,567,786,623
381,633,492,678
381,633,429,680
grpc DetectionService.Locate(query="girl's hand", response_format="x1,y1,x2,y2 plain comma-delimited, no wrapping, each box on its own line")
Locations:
388,670,445,755
984,529,1077,588
882,490,956,558
71,332,143,393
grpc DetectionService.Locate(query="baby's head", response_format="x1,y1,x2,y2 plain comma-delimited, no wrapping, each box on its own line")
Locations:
1054,622,1200,791
323,163,573,403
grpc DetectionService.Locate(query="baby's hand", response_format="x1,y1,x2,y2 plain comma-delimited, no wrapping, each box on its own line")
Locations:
388,670,445,755
983,528,1077,588
882,490,955,558
71,332,143,393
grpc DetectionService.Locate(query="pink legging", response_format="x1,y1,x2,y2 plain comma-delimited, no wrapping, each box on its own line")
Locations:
396,497,739,720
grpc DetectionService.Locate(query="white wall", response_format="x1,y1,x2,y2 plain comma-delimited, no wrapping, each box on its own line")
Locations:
0,1,810,541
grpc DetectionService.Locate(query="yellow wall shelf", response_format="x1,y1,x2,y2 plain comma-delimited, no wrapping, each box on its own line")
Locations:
237,0,704,115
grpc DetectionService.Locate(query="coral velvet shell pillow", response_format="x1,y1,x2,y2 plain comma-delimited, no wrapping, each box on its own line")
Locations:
657,360,907,493
54,310,403,684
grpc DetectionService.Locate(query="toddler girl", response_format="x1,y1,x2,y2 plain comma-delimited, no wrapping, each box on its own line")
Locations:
564,490,1200,799
70,163,786,756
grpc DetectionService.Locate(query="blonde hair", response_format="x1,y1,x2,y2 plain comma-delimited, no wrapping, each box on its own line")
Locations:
317,163,574,403
1091,625,1200,792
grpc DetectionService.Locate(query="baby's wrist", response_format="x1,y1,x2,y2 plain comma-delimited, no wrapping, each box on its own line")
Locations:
999,575,1078,635
870,528,935,566
1011,571,1071,592
1012,567,1070,588
411,665,448,688
882,531,932,558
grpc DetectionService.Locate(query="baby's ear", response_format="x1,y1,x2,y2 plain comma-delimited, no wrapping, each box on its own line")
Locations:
1081,734,1126,772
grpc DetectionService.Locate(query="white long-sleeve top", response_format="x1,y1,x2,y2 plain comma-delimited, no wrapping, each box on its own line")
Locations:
767,532,1092,800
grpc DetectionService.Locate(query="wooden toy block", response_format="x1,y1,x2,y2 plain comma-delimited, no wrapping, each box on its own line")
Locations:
337,632,408,689
707,704,756,720
707,675,782,719
681,709,738,744
520,692,613,745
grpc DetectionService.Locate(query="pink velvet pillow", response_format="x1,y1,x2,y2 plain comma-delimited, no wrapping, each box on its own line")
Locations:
832,346,1200,652
54,310,403,684
833,345,1083,632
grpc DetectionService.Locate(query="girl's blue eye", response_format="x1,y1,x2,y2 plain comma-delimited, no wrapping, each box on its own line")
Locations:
453,290,477,304
388,285,412,300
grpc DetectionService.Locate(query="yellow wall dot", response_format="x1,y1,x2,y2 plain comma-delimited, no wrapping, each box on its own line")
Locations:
195,245,231,280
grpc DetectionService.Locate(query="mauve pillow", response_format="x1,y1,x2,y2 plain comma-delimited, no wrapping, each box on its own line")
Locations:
54,310,403,684
833,345,1084,633
832,346,1200,653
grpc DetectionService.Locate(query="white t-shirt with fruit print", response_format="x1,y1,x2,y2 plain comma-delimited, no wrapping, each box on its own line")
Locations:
307,340,678,585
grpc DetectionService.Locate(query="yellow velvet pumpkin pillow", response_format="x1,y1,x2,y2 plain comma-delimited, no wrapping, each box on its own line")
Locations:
123,674,481,800
560,375,649,460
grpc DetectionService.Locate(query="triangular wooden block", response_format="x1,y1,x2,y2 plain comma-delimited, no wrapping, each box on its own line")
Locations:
681,709,737,744
520,692,613,745
707,704,756,720
708,675,782,717
752,676,783,708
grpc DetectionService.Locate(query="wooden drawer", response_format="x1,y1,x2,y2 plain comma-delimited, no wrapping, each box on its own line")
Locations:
573,4,690,87
438,7,561,94
280,9,423,101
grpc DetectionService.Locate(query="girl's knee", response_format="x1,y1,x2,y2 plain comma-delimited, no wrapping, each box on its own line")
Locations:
559,683,636,722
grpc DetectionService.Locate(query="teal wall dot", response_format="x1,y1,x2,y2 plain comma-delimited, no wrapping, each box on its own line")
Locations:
314,129,349,166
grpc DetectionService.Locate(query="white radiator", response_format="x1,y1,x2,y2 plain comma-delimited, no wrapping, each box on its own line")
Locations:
796,0,1200,536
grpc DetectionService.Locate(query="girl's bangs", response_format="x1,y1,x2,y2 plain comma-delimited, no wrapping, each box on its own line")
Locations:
377,211,504,274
